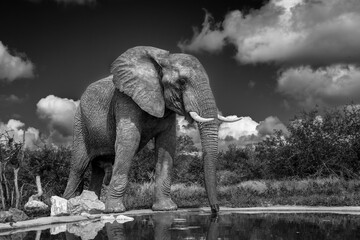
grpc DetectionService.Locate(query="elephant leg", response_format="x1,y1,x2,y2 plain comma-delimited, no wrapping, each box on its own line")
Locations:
89,159,105,198
152,115,177,211
105,120,141,213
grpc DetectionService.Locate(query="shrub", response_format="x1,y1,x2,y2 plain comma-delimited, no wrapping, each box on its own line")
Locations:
20,146,72,201
257,104,360,179
173,153,204,186
218,144,265,181
129,145,156,183
217,170,241,186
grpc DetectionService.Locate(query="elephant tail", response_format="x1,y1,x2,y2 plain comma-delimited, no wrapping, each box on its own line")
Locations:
103,162,113,186
63,170,85,199
63,106,90,199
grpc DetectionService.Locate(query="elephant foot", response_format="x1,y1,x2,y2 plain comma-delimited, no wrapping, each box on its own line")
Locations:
210,204,220,215
152,198,178,211
105,198,126,213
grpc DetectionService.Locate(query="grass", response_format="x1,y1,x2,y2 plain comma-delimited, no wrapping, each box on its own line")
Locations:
119,177,360,210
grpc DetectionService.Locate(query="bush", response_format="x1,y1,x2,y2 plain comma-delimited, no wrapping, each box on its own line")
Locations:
173,153,204,186
20,146,72,201
257,104,360,179
218,144,265,181
0,132,72,210
129,145,156,183
217,170,239,186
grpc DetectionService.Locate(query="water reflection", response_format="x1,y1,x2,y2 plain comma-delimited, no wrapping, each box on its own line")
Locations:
3,212,360,239
50,213,220,240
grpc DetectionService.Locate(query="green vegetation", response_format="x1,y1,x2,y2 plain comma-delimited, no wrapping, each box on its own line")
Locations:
1,104,360,211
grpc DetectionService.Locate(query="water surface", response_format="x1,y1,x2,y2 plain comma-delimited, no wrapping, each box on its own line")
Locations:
5,211,360,239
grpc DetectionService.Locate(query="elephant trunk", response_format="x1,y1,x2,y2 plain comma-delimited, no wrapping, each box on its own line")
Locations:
195,84,219,213
198,121,219,213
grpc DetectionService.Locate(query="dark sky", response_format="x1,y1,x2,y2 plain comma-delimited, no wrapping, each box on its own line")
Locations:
1,0,360,149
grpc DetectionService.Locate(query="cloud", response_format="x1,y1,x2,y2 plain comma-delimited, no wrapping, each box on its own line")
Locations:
6,119,24,130
179,0,360,64
0,41,34,81
0,95,23,106
219,116,258,139
36,95,79,145
1,95,79,148
178,10,226,53
28,0,95,4
0,119,41,150
256,116,289,137
277,64,360,108
218,116,260,151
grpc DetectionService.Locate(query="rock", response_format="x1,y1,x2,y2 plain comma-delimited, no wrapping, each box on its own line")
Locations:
0,211,13,223
51,196,68,216
67,220,105,240
9,208,29,221
68,190,105,215
24,200,48,211
0,208,29,223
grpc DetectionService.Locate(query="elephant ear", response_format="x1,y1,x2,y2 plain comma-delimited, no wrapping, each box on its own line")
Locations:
110,46,169,118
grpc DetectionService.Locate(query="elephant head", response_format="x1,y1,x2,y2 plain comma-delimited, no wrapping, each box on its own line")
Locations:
110,46,240,213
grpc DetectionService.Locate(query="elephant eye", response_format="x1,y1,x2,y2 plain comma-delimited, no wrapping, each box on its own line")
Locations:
178,78,187,87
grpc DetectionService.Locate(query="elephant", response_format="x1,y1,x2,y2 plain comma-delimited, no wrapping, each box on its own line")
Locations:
62,46,241,214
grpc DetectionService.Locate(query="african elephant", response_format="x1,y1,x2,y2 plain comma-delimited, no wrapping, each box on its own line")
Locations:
62,46,240,213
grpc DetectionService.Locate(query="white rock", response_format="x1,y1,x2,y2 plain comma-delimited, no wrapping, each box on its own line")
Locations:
24,200,48,211
68,190,105,215
51,196,68,216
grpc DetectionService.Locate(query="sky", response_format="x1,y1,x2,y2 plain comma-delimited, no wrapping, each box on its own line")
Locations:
1,0,360,151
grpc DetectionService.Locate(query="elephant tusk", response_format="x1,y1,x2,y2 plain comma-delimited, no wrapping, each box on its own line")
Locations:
189,112,214,123
218,114,242,122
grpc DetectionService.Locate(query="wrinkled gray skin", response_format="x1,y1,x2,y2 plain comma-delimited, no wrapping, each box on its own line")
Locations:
63,46,220,213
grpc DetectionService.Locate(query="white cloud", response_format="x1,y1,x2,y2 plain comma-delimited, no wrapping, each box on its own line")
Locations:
0,119,41,150
178,11,226,53
256,116,289,137
0,41,34,81
277,64,360,108
6,119,25,130
219,116,258,139
179,0,360,64
36,95,79,145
